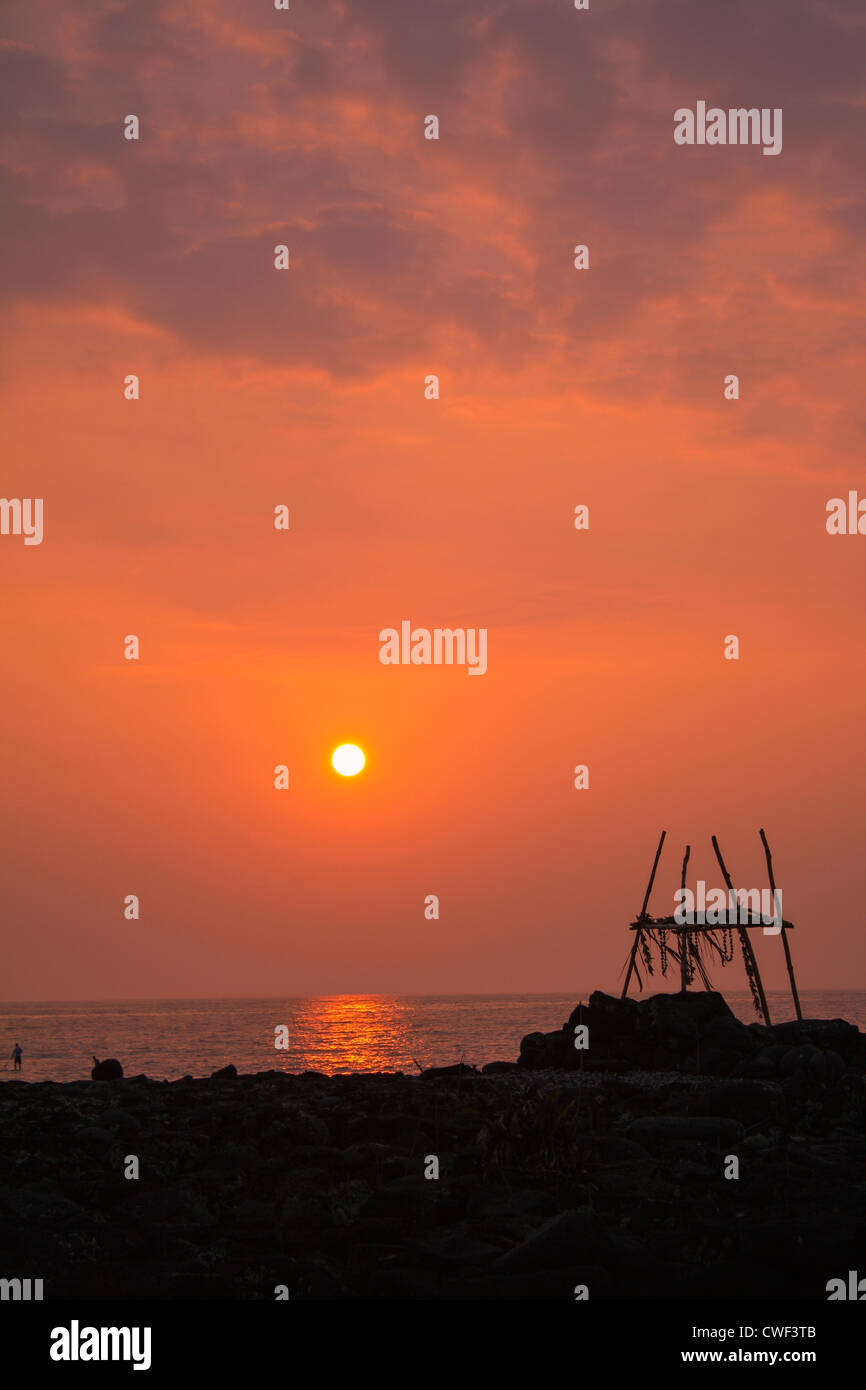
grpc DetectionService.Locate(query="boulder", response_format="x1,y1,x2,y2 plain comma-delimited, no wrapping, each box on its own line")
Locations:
90,1058,123,1081
285,1109,331,1145
495,1209,646,1273
747,1023,775,1044
807,1049,845,1085
570,992,638,1042
704,1014,758,1054
668,1080,779,1127
636,991,735,1042
210,1064,238,1080
696,1047,731,1077
779,1044,820,1077
626,1115,745,1145
517,1030,571,1070
771,1018,859,1053
516,990,863,1079
739,1052,778,1081
76,1126,115,1146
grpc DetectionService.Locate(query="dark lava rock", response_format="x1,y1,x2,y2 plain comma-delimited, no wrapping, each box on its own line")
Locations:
467,1185,555,1224
779,1044,821,1077
90,1058,123,1081
809,1050,845,1083
637,990,735,1041
518,990,866,1086
704,1014,757,1054
75,1126,115,1147
408,1228,501,1266
625,1115,745,1145
211,1064,238,1080
106,1108,142,1134
740,1053,778,1080
668,1080,780,1127
420,1063,478,1079
577,1135,650,1164
3,1012,864,1302
283,1109,330,1146
495,1209,646,1273
520,990,744,1072
517,1030,572,1070
569,992,638,1042
771,1018,859,1053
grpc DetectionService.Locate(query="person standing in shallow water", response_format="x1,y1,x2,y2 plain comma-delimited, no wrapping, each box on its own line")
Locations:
10,1043,22,1071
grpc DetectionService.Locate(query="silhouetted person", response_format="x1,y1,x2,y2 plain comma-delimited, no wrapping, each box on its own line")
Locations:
11,1044,22,1071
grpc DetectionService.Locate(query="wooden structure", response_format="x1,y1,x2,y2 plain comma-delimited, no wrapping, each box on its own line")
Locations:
620,829,803,1026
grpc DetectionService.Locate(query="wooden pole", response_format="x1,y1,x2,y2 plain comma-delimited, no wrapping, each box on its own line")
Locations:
639,830,666,919
759,828,802,1021
621,930,642,1000
680,844,691,993
622,831,666,999
711,835,772,1026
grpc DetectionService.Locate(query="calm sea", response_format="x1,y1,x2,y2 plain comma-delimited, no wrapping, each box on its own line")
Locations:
2,991,864,1084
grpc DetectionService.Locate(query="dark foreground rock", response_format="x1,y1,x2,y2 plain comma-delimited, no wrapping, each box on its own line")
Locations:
518,989,866,1083
1,1054,864,1300
90,1058,124,1081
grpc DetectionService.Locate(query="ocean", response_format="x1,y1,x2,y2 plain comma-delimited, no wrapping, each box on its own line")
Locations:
2,990,864,1084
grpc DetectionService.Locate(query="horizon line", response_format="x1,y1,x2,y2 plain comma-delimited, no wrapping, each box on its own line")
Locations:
2,985,863,1006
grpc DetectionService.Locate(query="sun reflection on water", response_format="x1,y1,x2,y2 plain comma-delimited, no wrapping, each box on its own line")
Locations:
288,995,418,1073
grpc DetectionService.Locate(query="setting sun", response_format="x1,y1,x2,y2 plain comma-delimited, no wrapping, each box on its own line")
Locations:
331,744,365,777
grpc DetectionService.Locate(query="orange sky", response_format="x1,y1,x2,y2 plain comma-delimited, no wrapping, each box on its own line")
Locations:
2,0,865,999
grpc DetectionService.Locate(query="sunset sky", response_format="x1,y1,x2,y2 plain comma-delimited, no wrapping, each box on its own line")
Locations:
2,0,865,1001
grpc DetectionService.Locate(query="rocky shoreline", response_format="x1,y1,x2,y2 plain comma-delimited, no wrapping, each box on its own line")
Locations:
2,991,864,1300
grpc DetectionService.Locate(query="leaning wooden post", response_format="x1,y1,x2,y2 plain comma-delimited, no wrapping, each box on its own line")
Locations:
621,830,666,999
621,929,642,1000
639,830,666,919
759,828,802,1021
679,844,691,993
711,835,772,1026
